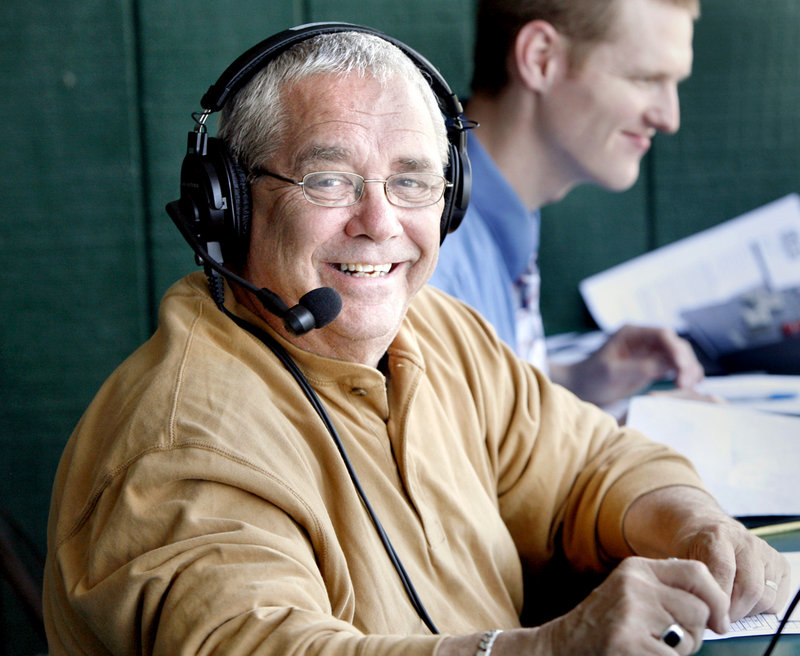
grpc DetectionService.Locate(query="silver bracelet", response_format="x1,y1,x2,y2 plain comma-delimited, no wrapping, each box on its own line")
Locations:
476,629,502,656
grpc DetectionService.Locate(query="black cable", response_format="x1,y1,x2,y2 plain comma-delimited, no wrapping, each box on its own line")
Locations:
208,274,439,634
761,585,800,656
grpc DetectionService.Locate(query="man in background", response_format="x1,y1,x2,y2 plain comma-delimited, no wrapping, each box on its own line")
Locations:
431,0,706,408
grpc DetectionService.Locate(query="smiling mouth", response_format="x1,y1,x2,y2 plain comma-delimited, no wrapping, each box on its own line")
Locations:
624,129,656,148
334,263,393,278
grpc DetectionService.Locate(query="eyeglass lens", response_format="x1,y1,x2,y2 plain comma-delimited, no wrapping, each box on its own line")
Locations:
302,171,446,207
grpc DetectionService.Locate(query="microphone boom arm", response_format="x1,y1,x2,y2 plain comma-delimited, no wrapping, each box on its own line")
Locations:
166,200,322,335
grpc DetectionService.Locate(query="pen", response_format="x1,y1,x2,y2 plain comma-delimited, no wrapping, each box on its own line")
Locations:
725,392,798,403
750,520,800,537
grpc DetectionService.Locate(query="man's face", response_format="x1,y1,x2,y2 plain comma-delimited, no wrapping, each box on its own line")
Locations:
540,0,694,192
242,73,445,365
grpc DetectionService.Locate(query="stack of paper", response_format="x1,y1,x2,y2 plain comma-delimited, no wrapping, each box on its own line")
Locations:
626,395,800,517
579,194,800,334
704,552,800,641
697,374,800,416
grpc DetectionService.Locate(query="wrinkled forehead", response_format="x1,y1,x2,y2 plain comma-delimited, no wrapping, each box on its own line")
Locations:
278,73,445,172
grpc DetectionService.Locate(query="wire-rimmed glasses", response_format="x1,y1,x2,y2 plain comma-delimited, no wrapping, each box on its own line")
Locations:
251,168,451,208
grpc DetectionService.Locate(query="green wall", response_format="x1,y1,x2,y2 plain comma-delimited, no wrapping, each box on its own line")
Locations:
1,2,798,653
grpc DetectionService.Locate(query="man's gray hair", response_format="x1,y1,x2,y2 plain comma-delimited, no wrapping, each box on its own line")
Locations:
218,31,449,175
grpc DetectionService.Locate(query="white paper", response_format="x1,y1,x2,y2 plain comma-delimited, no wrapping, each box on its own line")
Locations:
705,551,800,641
626,396,800,517
579,194,800,333
697,374,800,415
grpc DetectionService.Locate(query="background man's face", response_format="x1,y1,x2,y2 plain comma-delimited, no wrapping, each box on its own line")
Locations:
540,0,694,191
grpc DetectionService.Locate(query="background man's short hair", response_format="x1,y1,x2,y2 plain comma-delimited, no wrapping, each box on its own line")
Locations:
471,0,700,95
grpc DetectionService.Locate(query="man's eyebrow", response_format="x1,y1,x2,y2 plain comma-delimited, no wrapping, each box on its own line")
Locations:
396,157,439,172
293,147,440,172
294,145,352,168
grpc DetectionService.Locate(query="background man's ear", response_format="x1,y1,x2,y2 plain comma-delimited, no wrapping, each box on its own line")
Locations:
513,20,566,92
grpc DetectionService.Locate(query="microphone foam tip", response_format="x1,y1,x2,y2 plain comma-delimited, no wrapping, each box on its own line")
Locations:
300,287,342,328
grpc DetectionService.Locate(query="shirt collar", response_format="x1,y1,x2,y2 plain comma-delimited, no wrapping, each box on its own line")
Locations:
467,135,540,280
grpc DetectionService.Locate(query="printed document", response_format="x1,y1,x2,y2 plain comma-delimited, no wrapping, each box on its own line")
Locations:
705,551,800,641
579,194,800,333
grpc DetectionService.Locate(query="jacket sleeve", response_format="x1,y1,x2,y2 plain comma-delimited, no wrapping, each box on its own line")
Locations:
489,358,707,574
46,445,446,656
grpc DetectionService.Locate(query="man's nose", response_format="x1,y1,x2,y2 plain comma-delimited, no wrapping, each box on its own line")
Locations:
344,182,403,241
646,83,681,134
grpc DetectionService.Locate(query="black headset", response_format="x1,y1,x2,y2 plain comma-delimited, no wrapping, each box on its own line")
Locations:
171,21,472,275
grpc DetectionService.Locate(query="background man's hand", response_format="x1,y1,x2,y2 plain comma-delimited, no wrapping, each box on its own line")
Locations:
552,324,705,407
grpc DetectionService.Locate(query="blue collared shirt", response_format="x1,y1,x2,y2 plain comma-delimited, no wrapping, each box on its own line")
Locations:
430,135,542,358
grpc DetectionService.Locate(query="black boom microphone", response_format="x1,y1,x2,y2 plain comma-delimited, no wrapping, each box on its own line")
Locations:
166,200,342,335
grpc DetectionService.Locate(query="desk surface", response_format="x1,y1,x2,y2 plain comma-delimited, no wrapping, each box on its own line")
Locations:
699,529,800,655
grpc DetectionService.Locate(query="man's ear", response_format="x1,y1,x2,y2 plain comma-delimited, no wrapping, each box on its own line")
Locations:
513,20,566,92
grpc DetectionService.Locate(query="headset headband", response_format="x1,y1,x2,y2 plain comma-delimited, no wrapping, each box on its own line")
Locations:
200,22,465,120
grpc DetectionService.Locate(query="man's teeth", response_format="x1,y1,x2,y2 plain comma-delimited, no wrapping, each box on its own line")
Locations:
338,263,391,277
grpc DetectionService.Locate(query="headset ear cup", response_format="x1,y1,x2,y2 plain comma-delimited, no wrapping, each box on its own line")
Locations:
223,153,252,266
440,140,471,243
440,144,458,243
453,139,471,229
205,138,252,266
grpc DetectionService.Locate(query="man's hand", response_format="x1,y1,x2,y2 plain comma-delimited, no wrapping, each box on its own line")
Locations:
551,324,705,407
668,514,792,620
440,557,731,655
624,486,791,622
441,486,792,656
539,556,731,655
